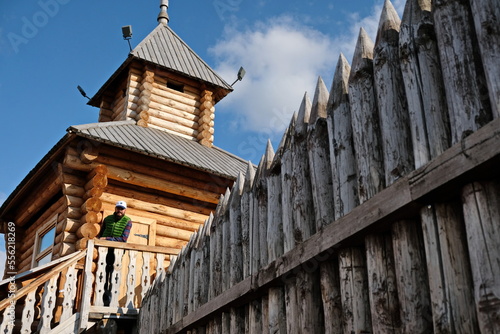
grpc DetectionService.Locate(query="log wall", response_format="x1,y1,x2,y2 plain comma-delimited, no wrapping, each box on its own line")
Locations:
98,63,215,146
138,0,500,333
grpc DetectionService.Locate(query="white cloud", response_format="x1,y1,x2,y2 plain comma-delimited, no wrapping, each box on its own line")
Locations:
210,1,405,137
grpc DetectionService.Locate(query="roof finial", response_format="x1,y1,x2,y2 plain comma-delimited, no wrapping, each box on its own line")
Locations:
158,0,169,25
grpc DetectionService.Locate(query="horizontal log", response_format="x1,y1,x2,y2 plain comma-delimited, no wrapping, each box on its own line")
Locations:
76,223,100,239
74,160,221,204
80,211,101,225
55,231,77,244
148,115,199,137
156,224,196,241
63,218,83,233
75,238,89,250
62,183,85,197
84,173,108,191
60,243,76,256
81,198,102,214
149,94,201,117
101,193,208,224
151,83,200,108
147,105,199,129
100,201,206,232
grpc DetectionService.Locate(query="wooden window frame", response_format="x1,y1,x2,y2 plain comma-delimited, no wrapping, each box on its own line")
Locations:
31,214,57,268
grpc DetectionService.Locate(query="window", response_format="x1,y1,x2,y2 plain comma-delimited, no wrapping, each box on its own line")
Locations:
166,80,184,93
32,215,57,267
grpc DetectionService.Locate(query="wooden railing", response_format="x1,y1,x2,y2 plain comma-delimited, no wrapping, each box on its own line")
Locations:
0,251,86,333
79,239,174,331
0,239,174,333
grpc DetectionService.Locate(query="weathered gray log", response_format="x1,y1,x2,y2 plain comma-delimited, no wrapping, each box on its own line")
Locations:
250,157,262,274
307,76,335,230
199,215,213,307
230,307,246,334
284,277,299,334
241,161,255,278
297,268,324,333
292,93,315,242
349,28,385,204
399,0,450,168
339,247,371,333
420,202,479,333
320,257,343,334
433,0,492,144
392,219,432,333
469,0,500,118
249,299,262,333
268,286,287,333
220,188,231,292
461,180,500,333
229,173,244,287
365,233,401,333
281,114,297,253
327,53,358,219
374,0,414,185
257,145,273,270
267,141,283,263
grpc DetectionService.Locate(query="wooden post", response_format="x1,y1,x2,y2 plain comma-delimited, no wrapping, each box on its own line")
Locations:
320,257,343,334
267,141,283,263
307,77,335,230
433,0,492,144
327,54,358,220
468,0,500,118
374,0,414,185
292,93,315,242
281,114,297,253
365,233,401,333
241,162,255,278
420,202,479,333
399,0,450,168
391,220,432,333
338,247,371,333
348,28,384,204
461,180,500,332
229,173,244,287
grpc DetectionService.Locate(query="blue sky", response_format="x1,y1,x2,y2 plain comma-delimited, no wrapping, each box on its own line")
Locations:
0,0,405,272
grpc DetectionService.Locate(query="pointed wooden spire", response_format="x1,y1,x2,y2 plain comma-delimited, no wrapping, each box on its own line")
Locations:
350,28,374,81
264,139,275,171
328,53,359,220
349,27,384,203
374,0,414,185
295,92,312,135
328,53,351,115
309,77,330,124
244,161,256,192
399,0,449,169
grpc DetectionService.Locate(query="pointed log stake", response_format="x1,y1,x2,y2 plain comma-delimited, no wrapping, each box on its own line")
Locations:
349,28,384,204
281,113,297,253
327,54,358,220
433,0,492,144
399,0,450,169
461,180,500,333
374,0,414,185
267,140,284,263
469,0,500,119
292,93,315,242
229,172,244,287
241,161,255,278
308,77,335,230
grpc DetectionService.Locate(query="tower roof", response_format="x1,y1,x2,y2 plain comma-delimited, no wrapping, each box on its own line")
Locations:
89,23,232,107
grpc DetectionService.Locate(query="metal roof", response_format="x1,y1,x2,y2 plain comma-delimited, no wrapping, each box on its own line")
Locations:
68,121,248,179
131,24,233,91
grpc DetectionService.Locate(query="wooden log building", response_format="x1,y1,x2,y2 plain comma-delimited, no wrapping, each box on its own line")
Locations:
1,0,500,333
0,1,249,332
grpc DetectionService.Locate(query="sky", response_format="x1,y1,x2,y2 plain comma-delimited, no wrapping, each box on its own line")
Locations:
0,0,405,273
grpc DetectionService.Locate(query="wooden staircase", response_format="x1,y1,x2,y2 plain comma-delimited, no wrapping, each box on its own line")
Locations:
0,240,170,333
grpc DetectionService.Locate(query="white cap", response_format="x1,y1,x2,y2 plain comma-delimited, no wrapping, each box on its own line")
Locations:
115,201,127,209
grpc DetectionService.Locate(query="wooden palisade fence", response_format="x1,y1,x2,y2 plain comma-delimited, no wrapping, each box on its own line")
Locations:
138,0,500,333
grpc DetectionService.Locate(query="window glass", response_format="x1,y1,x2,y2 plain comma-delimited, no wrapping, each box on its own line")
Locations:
39,227,55,253
37,253,52,266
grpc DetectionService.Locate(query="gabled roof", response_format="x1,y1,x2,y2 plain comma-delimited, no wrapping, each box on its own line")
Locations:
68,121,247,179
89,23,232,106
131,24,232,91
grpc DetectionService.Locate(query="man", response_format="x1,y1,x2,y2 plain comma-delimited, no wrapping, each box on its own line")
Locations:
99,200,132,242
